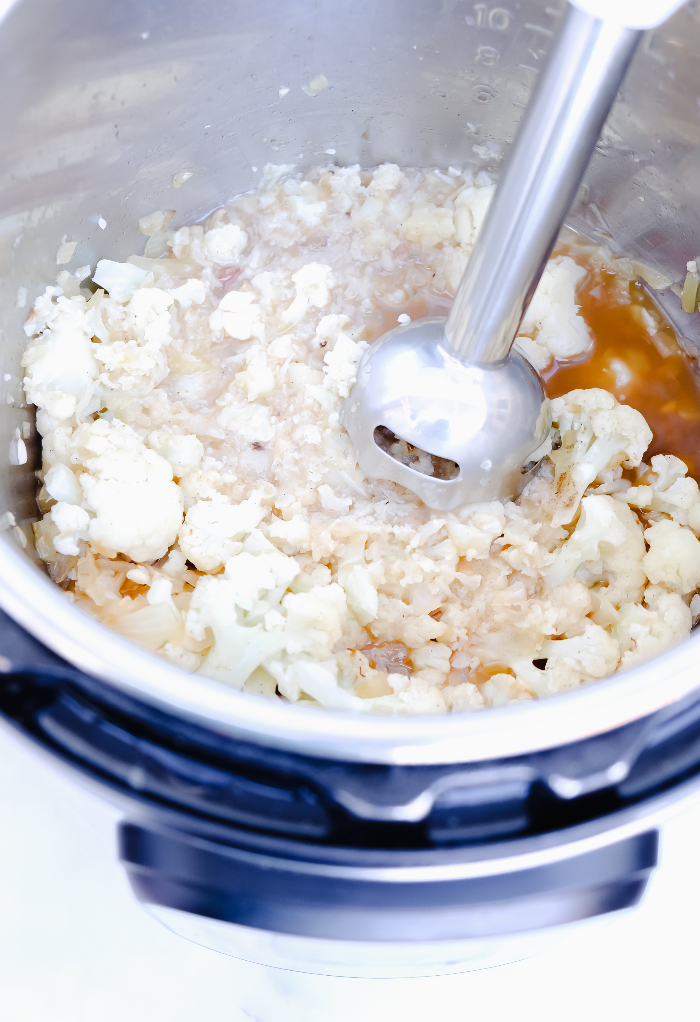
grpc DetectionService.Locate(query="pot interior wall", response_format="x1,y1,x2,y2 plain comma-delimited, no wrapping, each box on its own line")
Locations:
1,0,699,549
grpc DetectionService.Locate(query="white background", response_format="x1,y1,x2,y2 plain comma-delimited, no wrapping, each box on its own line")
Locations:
0,720,698,1022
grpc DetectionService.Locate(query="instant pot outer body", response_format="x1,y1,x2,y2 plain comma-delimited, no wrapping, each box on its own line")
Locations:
2,0,700,977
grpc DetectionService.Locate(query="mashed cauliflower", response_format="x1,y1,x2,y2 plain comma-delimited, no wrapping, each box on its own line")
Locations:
22,164,700,714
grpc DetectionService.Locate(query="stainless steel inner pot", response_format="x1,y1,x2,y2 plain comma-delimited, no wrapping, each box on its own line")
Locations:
1,0,700,766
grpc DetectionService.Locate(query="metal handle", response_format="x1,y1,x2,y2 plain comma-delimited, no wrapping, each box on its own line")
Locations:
569,0,686,30
445,4,641,365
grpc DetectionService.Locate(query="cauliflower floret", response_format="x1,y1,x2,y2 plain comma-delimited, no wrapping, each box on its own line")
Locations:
179,494,266,571
445,681,486,712
161,548,188,578
377,676,449,714
92,338,168,395
224,545,300,613
352,195,385,227
44,462,83,504
347,670,449,715
203,224,248,264
516,620,620,697
161,644,205,673
279,263,335,327
22,292,99,423
282,583,348,660
411,642,452,677
453,183,495,247
74,418,183,562
401,202,456,246
547,494,646,605
621,454,700,529
616,585,691,667
282,654,449,715
267,658,361,710
547,389,653,525
147,430,204,478
319,320,368,399
647,453,693,490
234,347,276,401
49,501,90,556
593,501,647,607
515,257,591,371
643,518,700,594
187,542,350,690
209,291,263,341
339,563,379,626
548,579,594,635
185,530,301,686
186,586,287,688
445,502,505,559
481,672,530,708
287,195,328,227
268,514,312,555
23,285,62,336
367,163,403,195
125,288,174,346
216,399,275,442
85,286,176,397
168,278,208,307
92,260,149,303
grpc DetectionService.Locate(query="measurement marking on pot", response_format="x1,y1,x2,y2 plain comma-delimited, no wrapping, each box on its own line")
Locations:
524,22,554,38
476,45,500,65
472,4,512,31
472,84,497,103
521,22,554,64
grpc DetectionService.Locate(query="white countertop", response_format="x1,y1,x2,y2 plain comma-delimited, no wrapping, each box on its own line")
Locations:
0,719,696,1022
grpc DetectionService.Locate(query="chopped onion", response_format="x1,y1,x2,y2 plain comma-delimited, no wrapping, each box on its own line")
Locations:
681,270,700,314
112,601,183,651
631,260,676,291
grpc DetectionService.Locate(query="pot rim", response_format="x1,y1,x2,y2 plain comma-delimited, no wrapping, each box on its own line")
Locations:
1,533,696,765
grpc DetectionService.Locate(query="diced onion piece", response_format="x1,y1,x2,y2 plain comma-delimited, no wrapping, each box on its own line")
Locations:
111,601,183,651
173,171,193,188
631,260,676,291
681,270,700,314
56,240,77,265
138,210,175,236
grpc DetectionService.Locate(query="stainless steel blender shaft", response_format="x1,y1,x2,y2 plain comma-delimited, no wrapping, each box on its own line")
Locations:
445,5,641,366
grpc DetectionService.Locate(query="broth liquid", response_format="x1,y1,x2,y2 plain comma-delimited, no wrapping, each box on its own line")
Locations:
545,253,700,478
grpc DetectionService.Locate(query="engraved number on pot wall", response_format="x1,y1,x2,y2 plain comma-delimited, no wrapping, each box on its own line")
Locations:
471,5,512,31
476,45,501,66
